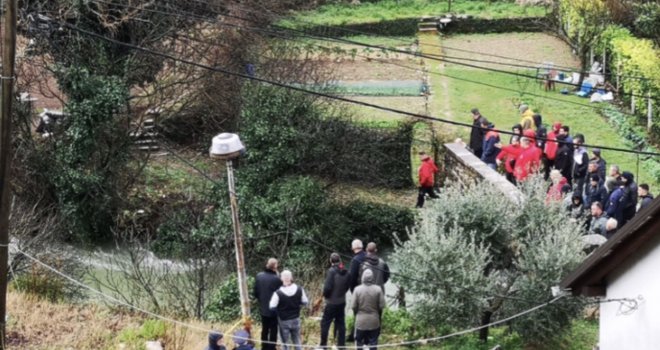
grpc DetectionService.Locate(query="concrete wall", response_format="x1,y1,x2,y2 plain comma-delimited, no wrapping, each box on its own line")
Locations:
601,232,660,350
443,142,521,203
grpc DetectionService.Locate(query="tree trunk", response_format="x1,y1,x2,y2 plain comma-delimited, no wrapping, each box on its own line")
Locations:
576,47,590,91
479,310,493,342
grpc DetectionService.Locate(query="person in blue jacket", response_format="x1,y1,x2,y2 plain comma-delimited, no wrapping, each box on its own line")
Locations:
480,119,500,170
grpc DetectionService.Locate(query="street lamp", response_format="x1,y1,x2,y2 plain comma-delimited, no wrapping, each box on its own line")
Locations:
210,133,251,329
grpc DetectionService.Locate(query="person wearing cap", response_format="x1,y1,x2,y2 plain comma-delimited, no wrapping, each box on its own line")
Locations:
469,108,485,159
572,134,589,195
620,172,638,225
351,269,386,350
232,330,254,350
584,173,608,208
480,119,500,170
269,270,308,350
254,258,282,350
591,148,607,181
554,133,573,184
513,132,542,182
320,253,350,348
205,330,226,350
519,104,536,131
543,122,562,180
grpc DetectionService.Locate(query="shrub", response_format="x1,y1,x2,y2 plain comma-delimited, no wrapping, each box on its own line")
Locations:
117,320,168,347
205,274,256,322
391,177,587,343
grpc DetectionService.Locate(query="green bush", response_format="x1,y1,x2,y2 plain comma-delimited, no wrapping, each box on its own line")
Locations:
117,320,168,348
205,274,256,322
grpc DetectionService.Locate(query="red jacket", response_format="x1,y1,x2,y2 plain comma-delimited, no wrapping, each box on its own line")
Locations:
514,145,542,181
496,144,522,174
544,130,559,160
419,157,438,187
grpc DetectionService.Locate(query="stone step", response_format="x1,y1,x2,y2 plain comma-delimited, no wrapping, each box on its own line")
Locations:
137,145,160,151
134,139,158,145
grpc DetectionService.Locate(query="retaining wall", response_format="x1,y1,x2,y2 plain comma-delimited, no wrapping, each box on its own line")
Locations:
444,142,521,203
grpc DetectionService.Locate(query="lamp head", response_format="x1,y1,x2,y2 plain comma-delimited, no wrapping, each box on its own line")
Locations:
209,133,245,159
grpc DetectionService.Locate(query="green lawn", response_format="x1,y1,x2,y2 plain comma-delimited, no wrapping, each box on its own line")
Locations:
431,64,658,187
282,0,547,27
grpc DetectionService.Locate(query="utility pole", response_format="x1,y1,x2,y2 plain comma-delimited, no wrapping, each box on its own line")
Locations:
209,133,251,331
0,0,17,348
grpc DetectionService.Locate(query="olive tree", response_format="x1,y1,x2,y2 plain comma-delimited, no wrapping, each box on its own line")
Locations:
391,176,587,343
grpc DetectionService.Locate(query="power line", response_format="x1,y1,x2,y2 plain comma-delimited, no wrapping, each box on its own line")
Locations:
15,246,566,348
86,0,658,103
208,0,658,83
54,22,660,157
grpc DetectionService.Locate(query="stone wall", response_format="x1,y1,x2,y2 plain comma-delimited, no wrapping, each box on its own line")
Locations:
444,142,521,203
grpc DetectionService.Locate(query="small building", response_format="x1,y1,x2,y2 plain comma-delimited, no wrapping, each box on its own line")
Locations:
560,197,660,350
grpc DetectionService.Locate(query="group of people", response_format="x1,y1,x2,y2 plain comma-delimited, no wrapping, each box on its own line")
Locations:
468,105,655,240
206,239,390,350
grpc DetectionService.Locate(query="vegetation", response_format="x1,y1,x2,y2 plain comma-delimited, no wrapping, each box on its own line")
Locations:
281,0,547,28
391,178,588,343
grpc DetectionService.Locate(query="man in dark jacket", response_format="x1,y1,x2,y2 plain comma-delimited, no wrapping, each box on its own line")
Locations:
359,242,390,292
253,258,282,350
572,134,589,194
469,108,485,158
480,119,500,170
638,184,654,212
533,114,547,149
553,134,573,184
320,253,350,348
584,174,608,208
591,148,607,181
347,239,366,342
621,172,637,225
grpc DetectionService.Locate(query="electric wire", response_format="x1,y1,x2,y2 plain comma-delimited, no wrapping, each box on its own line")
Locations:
15,246,566,348
55,22,660,157
88,0,658,103
227,1,656,83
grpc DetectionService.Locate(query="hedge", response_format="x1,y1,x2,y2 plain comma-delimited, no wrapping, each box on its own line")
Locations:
596,26,660,141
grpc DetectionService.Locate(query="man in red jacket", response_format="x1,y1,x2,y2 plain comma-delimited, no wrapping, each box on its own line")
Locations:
416,152,439,208
514,135,542,182
543,122,562,180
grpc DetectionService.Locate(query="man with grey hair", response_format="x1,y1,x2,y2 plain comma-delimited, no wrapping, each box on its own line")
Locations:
269,270,308,350
254,258,281,350
347,239,366,342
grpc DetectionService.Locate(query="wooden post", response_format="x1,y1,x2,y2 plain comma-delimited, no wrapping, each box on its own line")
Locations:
616,62,621,92
632,94,636,114
603,50,607,77
0,1,17,349
648,91,654,132
590,47,594,66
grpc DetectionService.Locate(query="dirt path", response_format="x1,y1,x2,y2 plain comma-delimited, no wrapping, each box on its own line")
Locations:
419,32,457,135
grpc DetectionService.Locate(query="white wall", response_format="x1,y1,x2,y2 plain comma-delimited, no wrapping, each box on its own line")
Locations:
600,233,660,350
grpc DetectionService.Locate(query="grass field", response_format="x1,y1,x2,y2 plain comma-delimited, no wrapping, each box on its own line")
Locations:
282,0,547,27
418,32,660,188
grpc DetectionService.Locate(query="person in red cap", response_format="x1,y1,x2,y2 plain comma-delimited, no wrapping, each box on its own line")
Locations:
543,122,562,180
416,151,439,208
